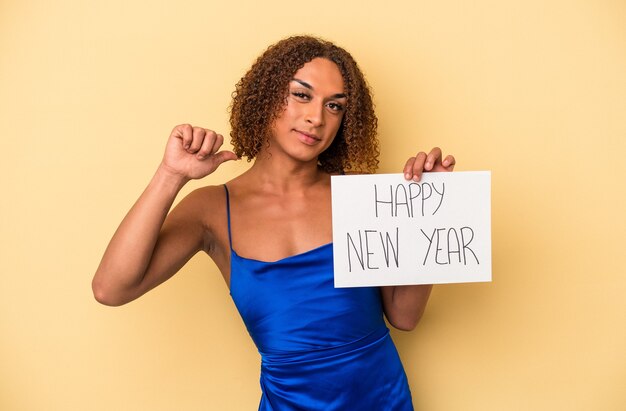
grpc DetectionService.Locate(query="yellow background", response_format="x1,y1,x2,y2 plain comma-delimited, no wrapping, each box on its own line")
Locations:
1,0,625,410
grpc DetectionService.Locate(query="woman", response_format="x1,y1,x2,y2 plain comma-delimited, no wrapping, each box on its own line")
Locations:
93,36,455,410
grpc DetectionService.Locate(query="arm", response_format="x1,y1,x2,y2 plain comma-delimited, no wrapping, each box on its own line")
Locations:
381,147,455,331
92,124,237,306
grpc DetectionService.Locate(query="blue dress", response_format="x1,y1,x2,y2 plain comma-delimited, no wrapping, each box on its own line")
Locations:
224,186,414,410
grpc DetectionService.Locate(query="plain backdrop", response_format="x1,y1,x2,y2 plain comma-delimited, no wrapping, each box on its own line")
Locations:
1,0,625,410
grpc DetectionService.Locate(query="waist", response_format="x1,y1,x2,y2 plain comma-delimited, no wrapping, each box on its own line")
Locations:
260,325,390,365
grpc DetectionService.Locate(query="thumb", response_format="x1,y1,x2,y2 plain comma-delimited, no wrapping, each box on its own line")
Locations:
213,150,239,166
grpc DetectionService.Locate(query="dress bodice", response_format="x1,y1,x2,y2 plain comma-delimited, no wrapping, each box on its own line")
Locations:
230,243,386,356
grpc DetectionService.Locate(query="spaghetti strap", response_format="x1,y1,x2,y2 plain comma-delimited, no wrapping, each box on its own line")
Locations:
223,184,233,249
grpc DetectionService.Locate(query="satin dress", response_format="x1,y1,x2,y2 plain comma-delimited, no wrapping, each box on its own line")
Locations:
224,186,414,410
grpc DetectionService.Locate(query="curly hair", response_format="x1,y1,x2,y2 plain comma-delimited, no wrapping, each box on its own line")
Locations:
229,35,379,174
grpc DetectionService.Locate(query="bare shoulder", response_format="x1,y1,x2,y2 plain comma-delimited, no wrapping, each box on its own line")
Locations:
180,184,226,206
166,186,227,250
172,184,227,228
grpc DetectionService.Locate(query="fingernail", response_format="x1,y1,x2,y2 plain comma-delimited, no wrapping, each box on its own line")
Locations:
405,173,411,179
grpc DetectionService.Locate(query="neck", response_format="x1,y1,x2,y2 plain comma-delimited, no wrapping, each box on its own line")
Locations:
247,150,327,194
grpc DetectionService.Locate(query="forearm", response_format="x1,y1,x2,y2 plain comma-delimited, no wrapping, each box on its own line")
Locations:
384,146,454,329
381,284,433,331
92,166,188,304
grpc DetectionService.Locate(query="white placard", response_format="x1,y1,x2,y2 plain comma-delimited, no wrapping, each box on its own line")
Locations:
331,172,491,287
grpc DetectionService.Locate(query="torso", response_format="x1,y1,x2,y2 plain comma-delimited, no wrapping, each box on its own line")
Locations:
194,170,334,288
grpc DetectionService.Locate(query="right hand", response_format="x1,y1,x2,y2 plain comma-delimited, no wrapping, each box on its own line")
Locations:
161,124,238,181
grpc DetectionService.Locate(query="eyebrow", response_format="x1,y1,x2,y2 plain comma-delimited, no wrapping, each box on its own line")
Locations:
292,78,347,99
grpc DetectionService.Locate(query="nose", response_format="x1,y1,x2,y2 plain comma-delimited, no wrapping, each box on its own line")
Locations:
305,102,324,127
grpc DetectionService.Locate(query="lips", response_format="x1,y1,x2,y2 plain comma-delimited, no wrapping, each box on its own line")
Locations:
295,129,321,145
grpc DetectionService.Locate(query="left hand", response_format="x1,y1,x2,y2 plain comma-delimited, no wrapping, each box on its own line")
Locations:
403,147,455,181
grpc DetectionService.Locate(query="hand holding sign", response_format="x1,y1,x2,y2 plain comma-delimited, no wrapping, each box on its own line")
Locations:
331,172,491,287
403,147,456,182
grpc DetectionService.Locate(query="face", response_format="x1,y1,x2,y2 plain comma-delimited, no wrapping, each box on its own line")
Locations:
267,57,346,164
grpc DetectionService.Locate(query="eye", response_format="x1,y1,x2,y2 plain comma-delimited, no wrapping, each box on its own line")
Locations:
326,102,344,112
291,91,310,100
